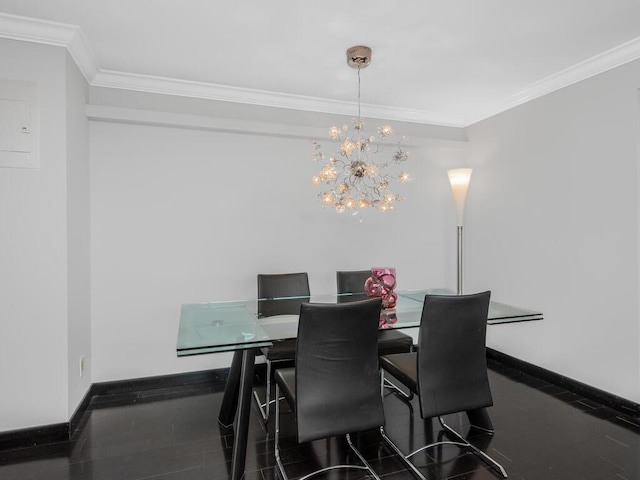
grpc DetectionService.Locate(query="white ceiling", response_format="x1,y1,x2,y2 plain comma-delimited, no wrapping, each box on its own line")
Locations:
2,0,640,127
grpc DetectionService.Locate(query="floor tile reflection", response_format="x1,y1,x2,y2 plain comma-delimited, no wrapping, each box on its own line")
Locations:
0,359,638,480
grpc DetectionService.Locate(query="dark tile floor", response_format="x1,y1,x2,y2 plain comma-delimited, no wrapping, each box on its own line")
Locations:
0,360,638,480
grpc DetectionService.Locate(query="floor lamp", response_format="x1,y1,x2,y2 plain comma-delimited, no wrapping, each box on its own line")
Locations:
448,168,473,295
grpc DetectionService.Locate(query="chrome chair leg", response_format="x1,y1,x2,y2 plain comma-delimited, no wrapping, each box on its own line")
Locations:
252,389,266,422
274,383,287,480
276,383,382,480
345,433,382,480
384,377,414,400
252,359,271,422
380,426,427,480
254,359,289,423
380,418,507,480
438,416,507,478
381,371,414,401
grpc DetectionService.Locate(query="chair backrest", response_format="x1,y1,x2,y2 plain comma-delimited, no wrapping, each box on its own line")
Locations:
336,270,370,294
257,273,310,317
295,298,384,443
258,272,310,299
417,291,492,419
336,270,370,303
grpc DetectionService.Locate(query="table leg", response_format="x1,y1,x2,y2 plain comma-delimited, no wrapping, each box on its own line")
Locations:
218,350,244,429
466,407,494,431
230,348,257,480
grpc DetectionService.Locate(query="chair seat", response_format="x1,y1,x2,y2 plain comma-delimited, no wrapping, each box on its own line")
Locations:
261,339,296,361
379,352,418,393
264,331,412,361
377,330,413,356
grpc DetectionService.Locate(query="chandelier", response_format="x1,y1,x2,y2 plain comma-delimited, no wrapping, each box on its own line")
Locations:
311,46,410,214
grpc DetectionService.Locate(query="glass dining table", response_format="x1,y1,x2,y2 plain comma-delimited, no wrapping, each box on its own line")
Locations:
176,290,543,480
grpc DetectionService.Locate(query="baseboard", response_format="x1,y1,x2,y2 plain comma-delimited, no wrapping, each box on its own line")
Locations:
0,423,69,451
0,388,95,451
3,353,637,451
0,367,229,452
69,385,94,436
91,368,229,396
487,348,640,418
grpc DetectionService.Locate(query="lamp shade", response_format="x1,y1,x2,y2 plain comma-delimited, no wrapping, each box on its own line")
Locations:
448,168,473,226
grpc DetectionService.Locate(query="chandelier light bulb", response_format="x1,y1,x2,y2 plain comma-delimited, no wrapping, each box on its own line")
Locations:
379,202,393,213
358,198,370,209
322,192,335,205
379,125,394,137
345,196,356,209
328,126,341,138
341,139,356,155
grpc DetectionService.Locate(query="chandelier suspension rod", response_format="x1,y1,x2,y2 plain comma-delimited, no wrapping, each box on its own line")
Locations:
357,66,361,120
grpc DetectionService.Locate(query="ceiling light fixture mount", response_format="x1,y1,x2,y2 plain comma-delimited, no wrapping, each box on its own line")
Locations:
346,45,372,69
310,46,411,214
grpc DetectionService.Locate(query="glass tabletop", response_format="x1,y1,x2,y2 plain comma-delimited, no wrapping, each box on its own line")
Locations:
177,290,542,356
178,301,272,356
396,290,544,324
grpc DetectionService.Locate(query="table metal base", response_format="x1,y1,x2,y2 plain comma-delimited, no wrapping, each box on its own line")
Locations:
218,348,257,480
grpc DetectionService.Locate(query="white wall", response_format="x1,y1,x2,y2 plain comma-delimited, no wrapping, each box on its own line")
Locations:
0,40,70,430
89,114,463,381
65,53,91,417
466,60,640,402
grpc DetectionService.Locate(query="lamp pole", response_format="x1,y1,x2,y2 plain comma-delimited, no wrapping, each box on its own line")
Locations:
456,224,464,295
447,169,473,295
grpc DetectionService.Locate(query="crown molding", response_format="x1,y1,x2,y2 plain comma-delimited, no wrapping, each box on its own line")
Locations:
469,36,640,125
0,13,99,81
66,27,99,80
91,69,463,127
3,13,640,128
0,12,75,46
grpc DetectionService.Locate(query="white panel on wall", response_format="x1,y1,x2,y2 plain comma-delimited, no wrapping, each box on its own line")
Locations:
0,79,39,168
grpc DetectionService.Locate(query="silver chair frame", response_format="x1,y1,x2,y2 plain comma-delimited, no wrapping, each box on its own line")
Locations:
274,382,382,480
383,372,414,401
380,415,507,479
252,357,277,422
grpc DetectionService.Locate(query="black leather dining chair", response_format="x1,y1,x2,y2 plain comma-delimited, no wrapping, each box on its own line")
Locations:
253,272,310,422
274,298,385,480
379,291,507,479
336,270,415,399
